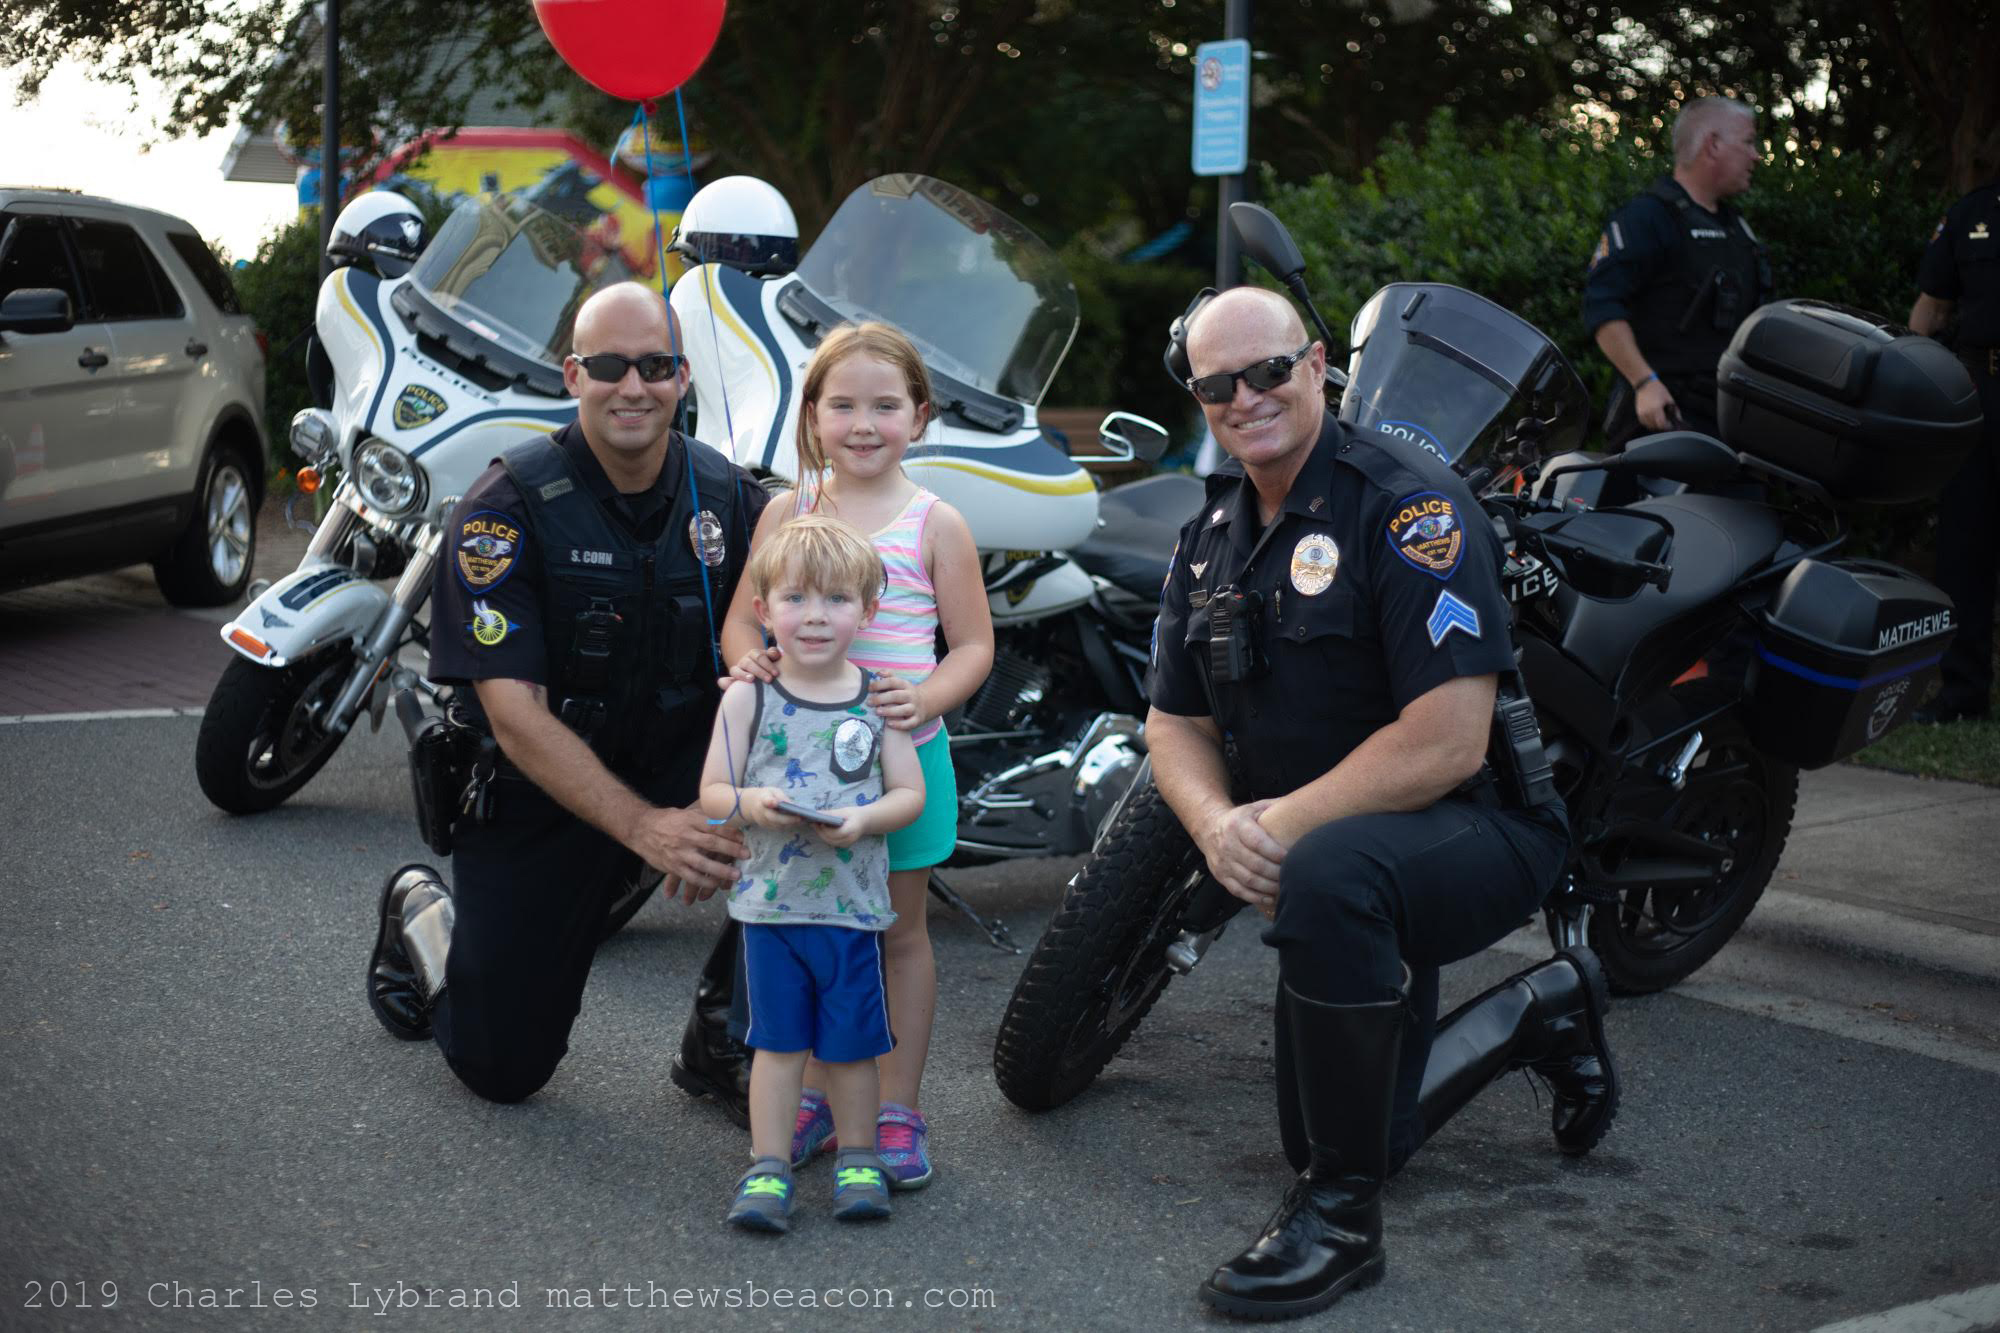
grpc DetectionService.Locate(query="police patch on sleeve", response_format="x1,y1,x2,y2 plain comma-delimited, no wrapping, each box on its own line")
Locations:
1386,492,1464,580
469,599,515,647
1290,534,1339,595
1426,590,1481,646
457,511,522,590
689,509,727,567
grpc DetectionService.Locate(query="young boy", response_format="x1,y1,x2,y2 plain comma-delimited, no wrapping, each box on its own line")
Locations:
699,514,925,1232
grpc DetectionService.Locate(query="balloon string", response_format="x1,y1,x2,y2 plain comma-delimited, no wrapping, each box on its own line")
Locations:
637,99,742,829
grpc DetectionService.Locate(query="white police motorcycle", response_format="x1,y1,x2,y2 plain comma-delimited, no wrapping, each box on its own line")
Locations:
669,174,1183,944
195,191,615,813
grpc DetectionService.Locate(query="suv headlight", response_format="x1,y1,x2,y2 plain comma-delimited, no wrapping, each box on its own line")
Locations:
353,437,428,516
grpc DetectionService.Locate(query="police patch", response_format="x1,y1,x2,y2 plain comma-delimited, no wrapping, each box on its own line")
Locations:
1386,491,1463,580
457,511,522,590
1290,534,1339,596
689,509,726,567
1426,590,1481,646
469,599,514,647
391,384,448,431
829,716,878,782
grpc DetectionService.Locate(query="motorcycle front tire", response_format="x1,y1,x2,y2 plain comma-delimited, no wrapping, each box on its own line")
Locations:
992,779,1205,1111
195,651,355,814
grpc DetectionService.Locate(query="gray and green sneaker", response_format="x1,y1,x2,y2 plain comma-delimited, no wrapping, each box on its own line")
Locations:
727,1157,794,1233
831,1149,892,1221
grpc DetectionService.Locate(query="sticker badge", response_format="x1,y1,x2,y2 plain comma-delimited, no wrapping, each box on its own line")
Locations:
1290,534,1340,596
469,599,514,647
1866,677,1911,741
1387,491,1464,580
457,511,522,590
689,509,726,567
828,716,879,782
1426,590,1481,646
391,384,448,431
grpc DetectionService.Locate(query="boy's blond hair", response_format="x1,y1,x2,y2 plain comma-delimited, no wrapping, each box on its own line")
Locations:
746,513,886,607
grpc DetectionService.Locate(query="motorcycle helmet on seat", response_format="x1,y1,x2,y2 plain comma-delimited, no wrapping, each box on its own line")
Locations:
671,176,799,276
328,191,428,278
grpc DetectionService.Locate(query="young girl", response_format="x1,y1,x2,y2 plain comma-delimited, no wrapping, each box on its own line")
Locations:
720,321,994,1190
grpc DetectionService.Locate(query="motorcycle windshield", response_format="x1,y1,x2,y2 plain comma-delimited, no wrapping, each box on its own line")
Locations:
1341,283,1586,469
795,175,1078,406
402,194,632,385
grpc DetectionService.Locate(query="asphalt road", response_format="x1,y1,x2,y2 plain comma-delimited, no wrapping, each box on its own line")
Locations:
3,714,1998,1332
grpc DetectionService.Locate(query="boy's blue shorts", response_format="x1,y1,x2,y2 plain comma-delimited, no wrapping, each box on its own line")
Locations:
742,922,894,1063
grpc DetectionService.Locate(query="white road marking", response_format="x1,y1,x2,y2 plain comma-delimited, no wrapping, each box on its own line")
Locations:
1807,1281,2000,1333
0,707,204,725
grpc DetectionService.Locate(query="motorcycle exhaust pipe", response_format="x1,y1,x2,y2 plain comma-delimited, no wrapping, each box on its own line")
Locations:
323,525,443,736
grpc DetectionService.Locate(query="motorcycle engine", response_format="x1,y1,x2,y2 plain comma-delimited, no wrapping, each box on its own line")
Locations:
961,649,1050,735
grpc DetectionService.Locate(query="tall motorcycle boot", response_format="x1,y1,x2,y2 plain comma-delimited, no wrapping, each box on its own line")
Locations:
668,918,752,1127
1405,947,1619,1167
1199,980,1404,1321
366,864,454,1041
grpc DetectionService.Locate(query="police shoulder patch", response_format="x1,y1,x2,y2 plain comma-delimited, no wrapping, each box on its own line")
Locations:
1386,491,1464,580
457,510,523,590
468,599,516,647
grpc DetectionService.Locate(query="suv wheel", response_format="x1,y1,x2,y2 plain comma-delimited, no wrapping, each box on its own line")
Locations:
156,443,257,606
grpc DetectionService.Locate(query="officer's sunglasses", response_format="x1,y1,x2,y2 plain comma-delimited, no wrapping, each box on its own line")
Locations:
1186,343,1314,405
571,352,685,384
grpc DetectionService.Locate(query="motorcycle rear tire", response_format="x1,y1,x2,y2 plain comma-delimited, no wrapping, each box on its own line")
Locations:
993,779,1204,1111
196,651,354,814
1586,717,1798,994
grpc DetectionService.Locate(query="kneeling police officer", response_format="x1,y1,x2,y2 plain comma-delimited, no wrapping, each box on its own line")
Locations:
366,283,767,1109
1150,288,1619,1320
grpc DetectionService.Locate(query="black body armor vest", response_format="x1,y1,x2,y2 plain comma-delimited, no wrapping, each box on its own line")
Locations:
499,433,745,778
1628,177,1772,377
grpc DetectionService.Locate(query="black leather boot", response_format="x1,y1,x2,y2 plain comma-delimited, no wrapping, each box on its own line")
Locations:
668,918,751,1127
1199,980,1403,1320
366,864,452,1041
1403,947,1618,1169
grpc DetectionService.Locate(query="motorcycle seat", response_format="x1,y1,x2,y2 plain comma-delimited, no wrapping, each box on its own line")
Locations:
1558,492,1784,687
1071,473,1207,596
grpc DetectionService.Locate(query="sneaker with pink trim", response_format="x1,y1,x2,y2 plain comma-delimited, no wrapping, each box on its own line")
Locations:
791,1090,836,1167
875,1102,932,1190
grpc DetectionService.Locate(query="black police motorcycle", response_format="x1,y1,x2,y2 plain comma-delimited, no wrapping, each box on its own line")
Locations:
993,203,1983,1110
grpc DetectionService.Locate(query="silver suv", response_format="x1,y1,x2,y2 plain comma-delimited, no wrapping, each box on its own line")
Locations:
0,188,268,604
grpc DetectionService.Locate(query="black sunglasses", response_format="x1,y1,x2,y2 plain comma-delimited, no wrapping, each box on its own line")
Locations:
1186,343,1315,405
571,352,685,384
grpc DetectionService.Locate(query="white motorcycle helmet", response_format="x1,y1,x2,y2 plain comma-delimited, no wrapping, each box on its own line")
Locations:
671,176,798,276
327,190,428,279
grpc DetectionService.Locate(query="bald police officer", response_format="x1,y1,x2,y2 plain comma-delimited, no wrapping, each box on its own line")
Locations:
365,283,767,1108
1586,97,1772,445
1150,288,1618,1321
1909,176,2000,724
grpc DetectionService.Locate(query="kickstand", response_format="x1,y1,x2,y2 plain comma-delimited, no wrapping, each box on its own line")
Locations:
928,870,1020,954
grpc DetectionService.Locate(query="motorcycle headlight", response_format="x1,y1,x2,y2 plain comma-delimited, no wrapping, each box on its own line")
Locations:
352,437,428,516
288,408,335,463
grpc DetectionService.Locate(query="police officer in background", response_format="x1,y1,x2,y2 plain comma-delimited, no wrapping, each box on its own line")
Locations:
1585,96,1772,446
1908,175,2000,724
1151,288,1618,1321
365,282,768,1110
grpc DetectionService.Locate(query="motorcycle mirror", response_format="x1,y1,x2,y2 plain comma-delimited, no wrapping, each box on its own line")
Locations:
1605,431,1742,486
1096,411,1172,464
1228,202,1307,283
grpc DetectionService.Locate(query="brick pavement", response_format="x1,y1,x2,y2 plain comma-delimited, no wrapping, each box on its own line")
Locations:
0,495,315,717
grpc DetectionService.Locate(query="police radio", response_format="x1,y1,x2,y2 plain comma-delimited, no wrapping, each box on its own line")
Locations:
1205,586,1266,685
1490,681,1559,810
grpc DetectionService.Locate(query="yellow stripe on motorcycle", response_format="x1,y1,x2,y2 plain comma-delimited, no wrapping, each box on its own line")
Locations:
914,459,1097,498
334,268,383,360
696,263,778,398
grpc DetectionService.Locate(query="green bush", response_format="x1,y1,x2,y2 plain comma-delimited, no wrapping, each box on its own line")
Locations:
1048,245,1209,447
1262,109,1949,439
230,210,324,470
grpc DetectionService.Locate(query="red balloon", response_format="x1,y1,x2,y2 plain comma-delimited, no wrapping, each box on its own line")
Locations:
533,0,727,102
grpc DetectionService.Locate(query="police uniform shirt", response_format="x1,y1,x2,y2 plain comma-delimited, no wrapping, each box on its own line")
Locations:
1148,413,1516,800
1582,175,1767,361
1918,181,2000,346
429,421,769,687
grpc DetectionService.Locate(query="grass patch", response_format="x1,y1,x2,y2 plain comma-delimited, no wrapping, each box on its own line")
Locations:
1851,683,2000,787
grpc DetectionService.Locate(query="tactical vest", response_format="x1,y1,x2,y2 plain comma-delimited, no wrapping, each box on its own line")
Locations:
499,432,746,778
1628,177,1773,378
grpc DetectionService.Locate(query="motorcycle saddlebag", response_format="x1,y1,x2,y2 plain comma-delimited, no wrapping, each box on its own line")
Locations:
1716,300,1981,504
1746,558,1956,768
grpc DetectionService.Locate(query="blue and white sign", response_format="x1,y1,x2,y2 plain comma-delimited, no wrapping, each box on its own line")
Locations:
1191,39,1250,177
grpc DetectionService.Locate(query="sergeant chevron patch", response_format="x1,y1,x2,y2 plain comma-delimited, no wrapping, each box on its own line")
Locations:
1426,590,1481,646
